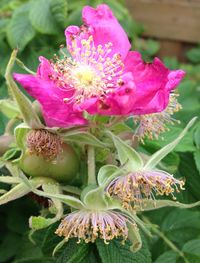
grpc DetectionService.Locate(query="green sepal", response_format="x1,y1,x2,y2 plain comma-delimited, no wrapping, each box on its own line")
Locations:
42,183,63,221
5,162,20,177
97,164,119,186
19,172,85,209
0,176,21,184
61,130,107,148
127,223,142,253
5,50,44,129
136,199,200,212
14,123,30,150
123,209,152,238
0,177,42,205
144,117,197,170
107,131,143,171
53,239,67,257
83,188,108,210
81,185,108,210
29,216,57,230
0,99,20,119
80,184,97,201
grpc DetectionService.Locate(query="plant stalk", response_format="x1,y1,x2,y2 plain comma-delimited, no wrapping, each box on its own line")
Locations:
87,145,96,184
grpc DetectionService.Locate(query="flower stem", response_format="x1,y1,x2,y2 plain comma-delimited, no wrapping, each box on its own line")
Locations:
142,216,190,263
87,145,96,185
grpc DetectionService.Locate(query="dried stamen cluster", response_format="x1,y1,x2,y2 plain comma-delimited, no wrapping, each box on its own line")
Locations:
56,209,136,243
134,94,182,141
26,129,63,161
107,171,185,209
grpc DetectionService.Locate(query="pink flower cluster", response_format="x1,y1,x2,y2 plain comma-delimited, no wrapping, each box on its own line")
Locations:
14,4,185,128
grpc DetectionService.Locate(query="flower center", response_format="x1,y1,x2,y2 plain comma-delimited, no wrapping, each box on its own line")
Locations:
74,65,95,86
50,35,124,104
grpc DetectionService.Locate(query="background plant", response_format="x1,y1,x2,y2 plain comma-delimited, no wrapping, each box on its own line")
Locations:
0,0,200,263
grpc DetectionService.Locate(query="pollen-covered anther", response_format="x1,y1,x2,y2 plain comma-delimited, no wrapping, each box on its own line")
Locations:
55,210,135,243
50,35,124,105
26,129,63,161
107,171,185,209
134,93,182,142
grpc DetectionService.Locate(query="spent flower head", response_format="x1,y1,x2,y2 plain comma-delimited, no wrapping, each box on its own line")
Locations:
134,93,182,142
26,129,63,161
56,209,137,244
107,170,184,209
105,119,196,210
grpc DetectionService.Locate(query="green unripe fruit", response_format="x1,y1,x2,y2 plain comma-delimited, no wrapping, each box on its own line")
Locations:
19,130,79,183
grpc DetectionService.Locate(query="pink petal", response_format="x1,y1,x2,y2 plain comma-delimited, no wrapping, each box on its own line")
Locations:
37,56,53,80
65,4,131,60
124,51,185,114
13,73,87,128
82,73,136,115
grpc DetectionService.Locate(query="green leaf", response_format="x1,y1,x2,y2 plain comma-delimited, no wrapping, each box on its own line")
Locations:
31,223,61,256
56,239,90,263
29,0,59,34
5,50,44,129
0,99,20,118
154,251,178,263
194,150,200,173
13,257,54,263
96,238,151,263
182,239,200,262
0,232,21,262
194,123,200,148
161,209,200,246
50,0,68,26
61,130,107,148
187,47,200,64
6,4,36,50
144,118,197,170
108,131,143,171
178,153,200,201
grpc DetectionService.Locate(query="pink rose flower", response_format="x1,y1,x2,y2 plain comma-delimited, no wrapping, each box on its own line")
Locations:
14,4,185,128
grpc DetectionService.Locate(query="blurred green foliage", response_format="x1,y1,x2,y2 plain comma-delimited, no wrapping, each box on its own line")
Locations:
0,0,200,263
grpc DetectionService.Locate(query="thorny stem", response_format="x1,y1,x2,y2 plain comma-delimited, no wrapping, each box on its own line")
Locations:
87,145,96,185
142,216,190,263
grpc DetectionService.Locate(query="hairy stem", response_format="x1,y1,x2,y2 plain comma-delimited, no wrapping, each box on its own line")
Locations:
142,216,189,263
87,145,96,184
